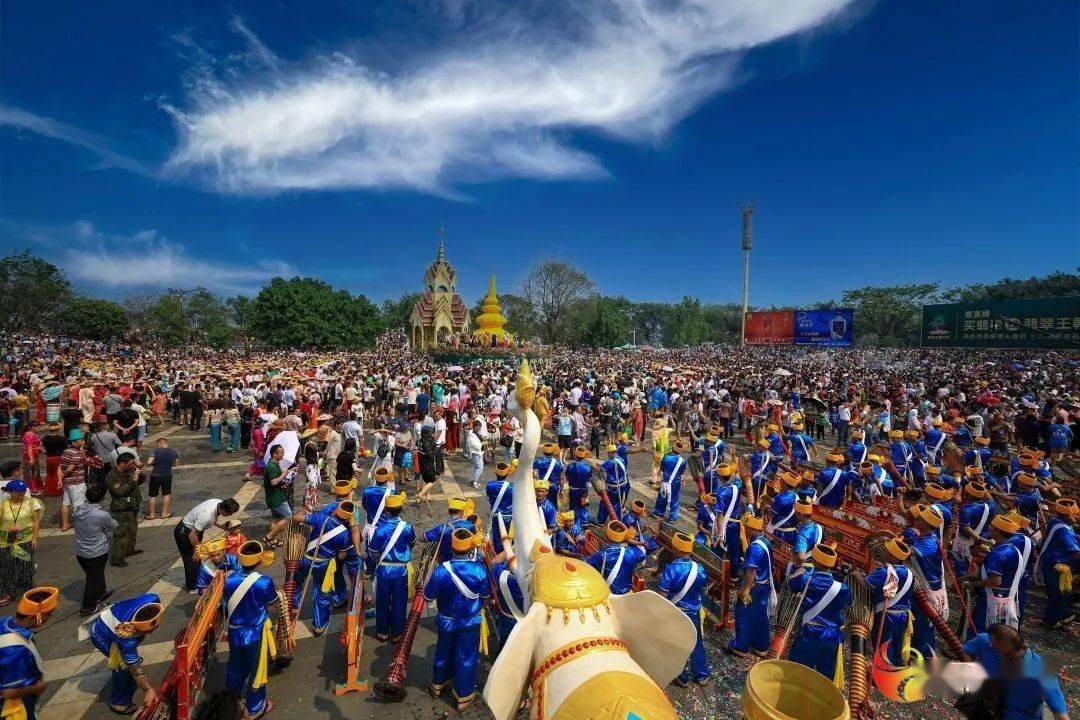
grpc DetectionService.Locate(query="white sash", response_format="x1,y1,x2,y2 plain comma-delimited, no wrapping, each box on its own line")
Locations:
541,459,557,486
370,490,388,529
1009,536,1032,600
491,480,511,516
612,458,627,487
0,631,43,673
200,559,217,578
815,469,843,505
752,538,779,616
442,562,479,600
718,486,739,549
929,432,947,462
537,502,550,527
705,448,719,474
766,503,796,534
661,457,685,497
376,519,409,569
752,451,771,480
794,435,809,459
875,566,913,612
802,579,842,626
670,563,699,605
499,569,524,619
307,522,347,553
852,445,867,467
951,504,990,559
227,571,262,619
982,545,1022,628
1040,521,1067,556
603,546,628,587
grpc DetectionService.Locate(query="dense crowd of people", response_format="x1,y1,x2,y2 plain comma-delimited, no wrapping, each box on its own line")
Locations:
0,332,1076,719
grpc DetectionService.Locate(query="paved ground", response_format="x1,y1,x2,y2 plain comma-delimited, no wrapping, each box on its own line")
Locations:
7,421,1077,720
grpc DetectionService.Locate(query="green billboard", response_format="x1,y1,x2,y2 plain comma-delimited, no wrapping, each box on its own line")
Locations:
921,296,1080,349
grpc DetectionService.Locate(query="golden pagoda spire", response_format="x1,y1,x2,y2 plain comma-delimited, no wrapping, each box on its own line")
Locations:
474,272,512,345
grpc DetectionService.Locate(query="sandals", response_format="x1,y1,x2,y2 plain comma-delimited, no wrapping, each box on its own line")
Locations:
143,515,157,521
262,535,282,548
250,701,275,720
160,513,173,519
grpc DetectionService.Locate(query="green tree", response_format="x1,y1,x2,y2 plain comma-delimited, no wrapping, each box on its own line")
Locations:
0,250,72,332
629,303,670,346
145,293,189,346
664,296,710,346
521,259,596,344
569,295,634,348
842,283,940,346
383,292,421,332
702,303,743,344
249,276,381,348
944,270,1080,302
53,297,128,340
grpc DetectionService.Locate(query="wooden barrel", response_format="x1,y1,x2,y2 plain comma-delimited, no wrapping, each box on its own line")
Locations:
744,660,849,720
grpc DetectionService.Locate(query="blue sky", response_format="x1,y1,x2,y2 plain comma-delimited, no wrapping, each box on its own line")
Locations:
1,0,1077,306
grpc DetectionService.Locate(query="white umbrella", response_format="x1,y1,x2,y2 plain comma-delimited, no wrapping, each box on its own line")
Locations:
446,365,464,372
662,365,674,372
773,368,793,377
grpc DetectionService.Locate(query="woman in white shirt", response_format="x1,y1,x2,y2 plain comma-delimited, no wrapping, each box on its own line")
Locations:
466,420,485,488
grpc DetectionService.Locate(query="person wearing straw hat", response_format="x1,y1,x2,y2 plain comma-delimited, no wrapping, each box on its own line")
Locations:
713,463,744,572
788,422,817,468
484,462,514,554
864,453,895,498
791,500,823,575
786,544,852,682
423,497,477,564
652,438,687,522
699,429,721,496
193,537,239,596
586,521,645,596
597,444,628,524
366,492,414,642
887,429,911,480
903,504,948,659
814,450,856,509
747,437,775,501
659,531,711,687
1005,472,1044,532
532,442,564,501
963,514,1028,634
564,445,593,526
1039,498,1079,629
906,427,928,487
727,514,774,658
86,592,164,713
694,492,718,549
1002,510,1035,618
766,470,801,546
552,510,584,559
532,478,557,533
223,541,280,720
290,503,355,636
865,538,914,666
620,499,659,556
848,427,868,473
963,436,993,469
952,481,998,577
0,587,58,720
423,528,491,712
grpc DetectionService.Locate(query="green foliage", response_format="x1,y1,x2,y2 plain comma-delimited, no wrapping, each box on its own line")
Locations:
0,250,72,332
53,296,128,340
702,303,743,344
663,296,711,346
382,292,421,332
142,289,239,347
568,295,634,348
944,270,1080,303
249,276,381,348
841,283,940,346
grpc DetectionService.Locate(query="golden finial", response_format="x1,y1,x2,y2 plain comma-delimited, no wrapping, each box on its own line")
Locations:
515,358,536,409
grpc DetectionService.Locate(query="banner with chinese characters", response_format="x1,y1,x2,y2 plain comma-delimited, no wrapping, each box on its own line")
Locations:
743,311,794,345
793,309,854,346
921,296,1080,349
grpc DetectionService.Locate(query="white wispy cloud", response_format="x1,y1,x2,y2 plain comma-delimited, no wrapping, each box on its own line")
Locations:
0,105,155,178
165,0,857,195
7,220,295,295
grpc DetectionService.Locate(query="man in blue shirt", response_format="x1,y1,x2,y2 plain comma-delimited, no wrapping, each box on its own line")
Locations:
903,505,948,659
366,493,415,642
848,428,868,472
906,428,928,487
1039,498,1079,628
864,538,914,666
713,464,745,574
963,515,1028,634
952,481,997,577
533,442,564,497
87,592,164,713
533,478,557,532
924,420,948,466
564,445,593,525
485,462,513,553
888,429,912,480
489,539,524,646
361,466,393,531
292,503,356,635
962,624,1069,720
621,499,659,556
791,500,823,575
767,470,801,546
0,587,57,720
598,444,628,523
424,528,491,712
748,438,775,501
224,541,280,720
423,497,476,563
789,426,816,468
727,515,774,658
659,532,710,687
587,521,645,595
786,544,852,681
652,439,687,522
552,510,584,558
814,451,855,508
194,537,241,596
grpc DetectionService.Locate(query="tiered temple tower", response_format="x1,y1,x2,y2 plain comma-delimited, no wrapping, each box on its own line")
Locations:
473,274,513,347
410,230,471,348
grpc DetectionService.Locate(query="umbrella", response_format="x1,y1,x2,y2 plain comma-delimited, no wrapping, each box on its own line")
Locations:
773,368,792,377
445,365,464,372
662,365,673,372
802,396,828,413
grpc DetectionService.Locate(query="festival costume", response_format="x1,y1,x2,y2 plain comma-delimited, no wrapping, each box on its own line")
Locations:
865,564,913,666
652,451,685,521
658,556,710,684
586,541,645,596
293,511,353,633
730,536,775,655
490,558,524,645
87,593,161,712
0,616,43,720
564,460,592,526
786,570,851,681
598,455,628,523
223,563,278,718
366,515,416,639
1039,515,1079,626
423,556,491,705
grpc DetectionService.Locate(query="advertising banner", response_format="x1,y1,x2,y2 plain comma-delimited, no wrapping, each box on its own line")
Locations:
793,309,854,346
743,311,794,345
921,296,1080,349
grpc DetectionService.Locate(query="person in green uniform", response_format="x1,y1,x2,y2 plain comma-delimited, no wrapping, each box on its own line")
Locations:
107,451,143,567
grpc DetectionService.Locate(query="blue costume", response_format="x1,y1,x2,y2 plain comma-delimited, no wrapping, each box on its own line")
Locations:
485,478,514,553
366,516,416,639
848,440,868,472
319,499,363,579
552,523,584,558
909,439,928,485
787,570,851,680
1039,516,1080,625
953,500,996,577
621,511,659,555
1007,532,1034,618
962,634,1069,720
360,485,391,526
599,455,629,523
533,456,564,495
890,440,912,476
730,537,775,655
748,449,774,500
535,498,556,531
424,558,491,705
490,559,524,645
814,467,854,508
564,460,593,526
88,593,160,712
712,483,744,573
294,511,354,632
767,432,785,458
196,553,240,595
868,463,894,497
792,520,823,571
768,489,798,546
924,428,946,465
658,558,710,683
903,529,945,657
953,425,972,448
653,452,686,521
586,542,645,595
700,445,720,495
865,564,913,665
223,567,278,717
972,538,1024,634
424,517,477,563
789,432,815,465
963,447,992,468
0,616,43,720
694,500,716,549
1013,489,1042,530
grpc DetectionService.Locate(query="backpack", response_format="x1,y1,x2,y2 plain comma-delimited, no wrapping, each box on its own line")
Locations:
375,438,391,459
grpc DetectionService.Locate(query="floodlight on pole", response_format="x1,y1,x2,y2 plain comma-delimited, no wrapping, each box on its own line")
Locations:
740,202,754,345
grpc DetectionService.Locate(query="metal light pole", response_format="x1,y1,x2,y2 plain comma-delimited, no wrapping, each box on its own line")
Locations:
630,330,637,347
740,202,754,345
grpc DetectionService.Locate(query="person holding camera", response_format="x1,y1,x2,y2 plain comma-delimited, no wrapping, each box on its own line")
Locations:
107,449,144,567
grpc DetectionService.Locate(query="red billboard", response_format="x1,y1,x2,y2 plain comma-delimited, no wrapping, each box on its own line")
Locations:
744,311,794,345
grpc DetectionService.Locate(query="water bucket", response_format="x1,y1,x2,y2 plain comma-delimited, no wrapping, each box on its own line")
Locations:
744,659,849,720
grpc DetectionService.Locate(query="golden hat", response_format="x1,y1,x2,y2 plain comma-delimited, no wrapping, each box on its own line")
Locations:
630,499,647,516
780,471,800,488
574,445,590,459
700,492,716,504
239,540,267,568
557,510,576,527
932,419,943,427
451,528,475,552
905,429,920,439
300,427,318,439
706,432,718,442
888,430,903,439
964,481,989,499
926,465,941,476
448,497,469,511
991,515,1020,535
709,424,721,436
332,479,355,496
918,504,945,529
811,544,838,568
792,422,805,431
767,424,779,432
671,532,694,553
619,433,629,442
534,478,551,491
883,538,911,562
670,439,687,454
510,458,519,468
542,442,558,455
494,462,511,477
867,454,884,464
766,478,781,494
744,514,765,531
718,463,736,477
334,500,356,521
825,451,845,463
794,499,814,516
128,601,165,635
17,586,58,619
1003,510,1031,530
925,483,952,501
908,502,926,519
194,537,228,560
1017,472,1038,487
1053,498,1077,517
373,466,392,483
605,521,628,543
1018,455,1036,468
606,444,617,453
385,492,406,509
975,436,990,446
757,438,771,450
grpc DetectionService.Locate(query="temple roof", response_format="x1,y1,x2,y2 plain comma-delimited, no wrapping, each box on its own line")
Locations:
413,290,469,327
